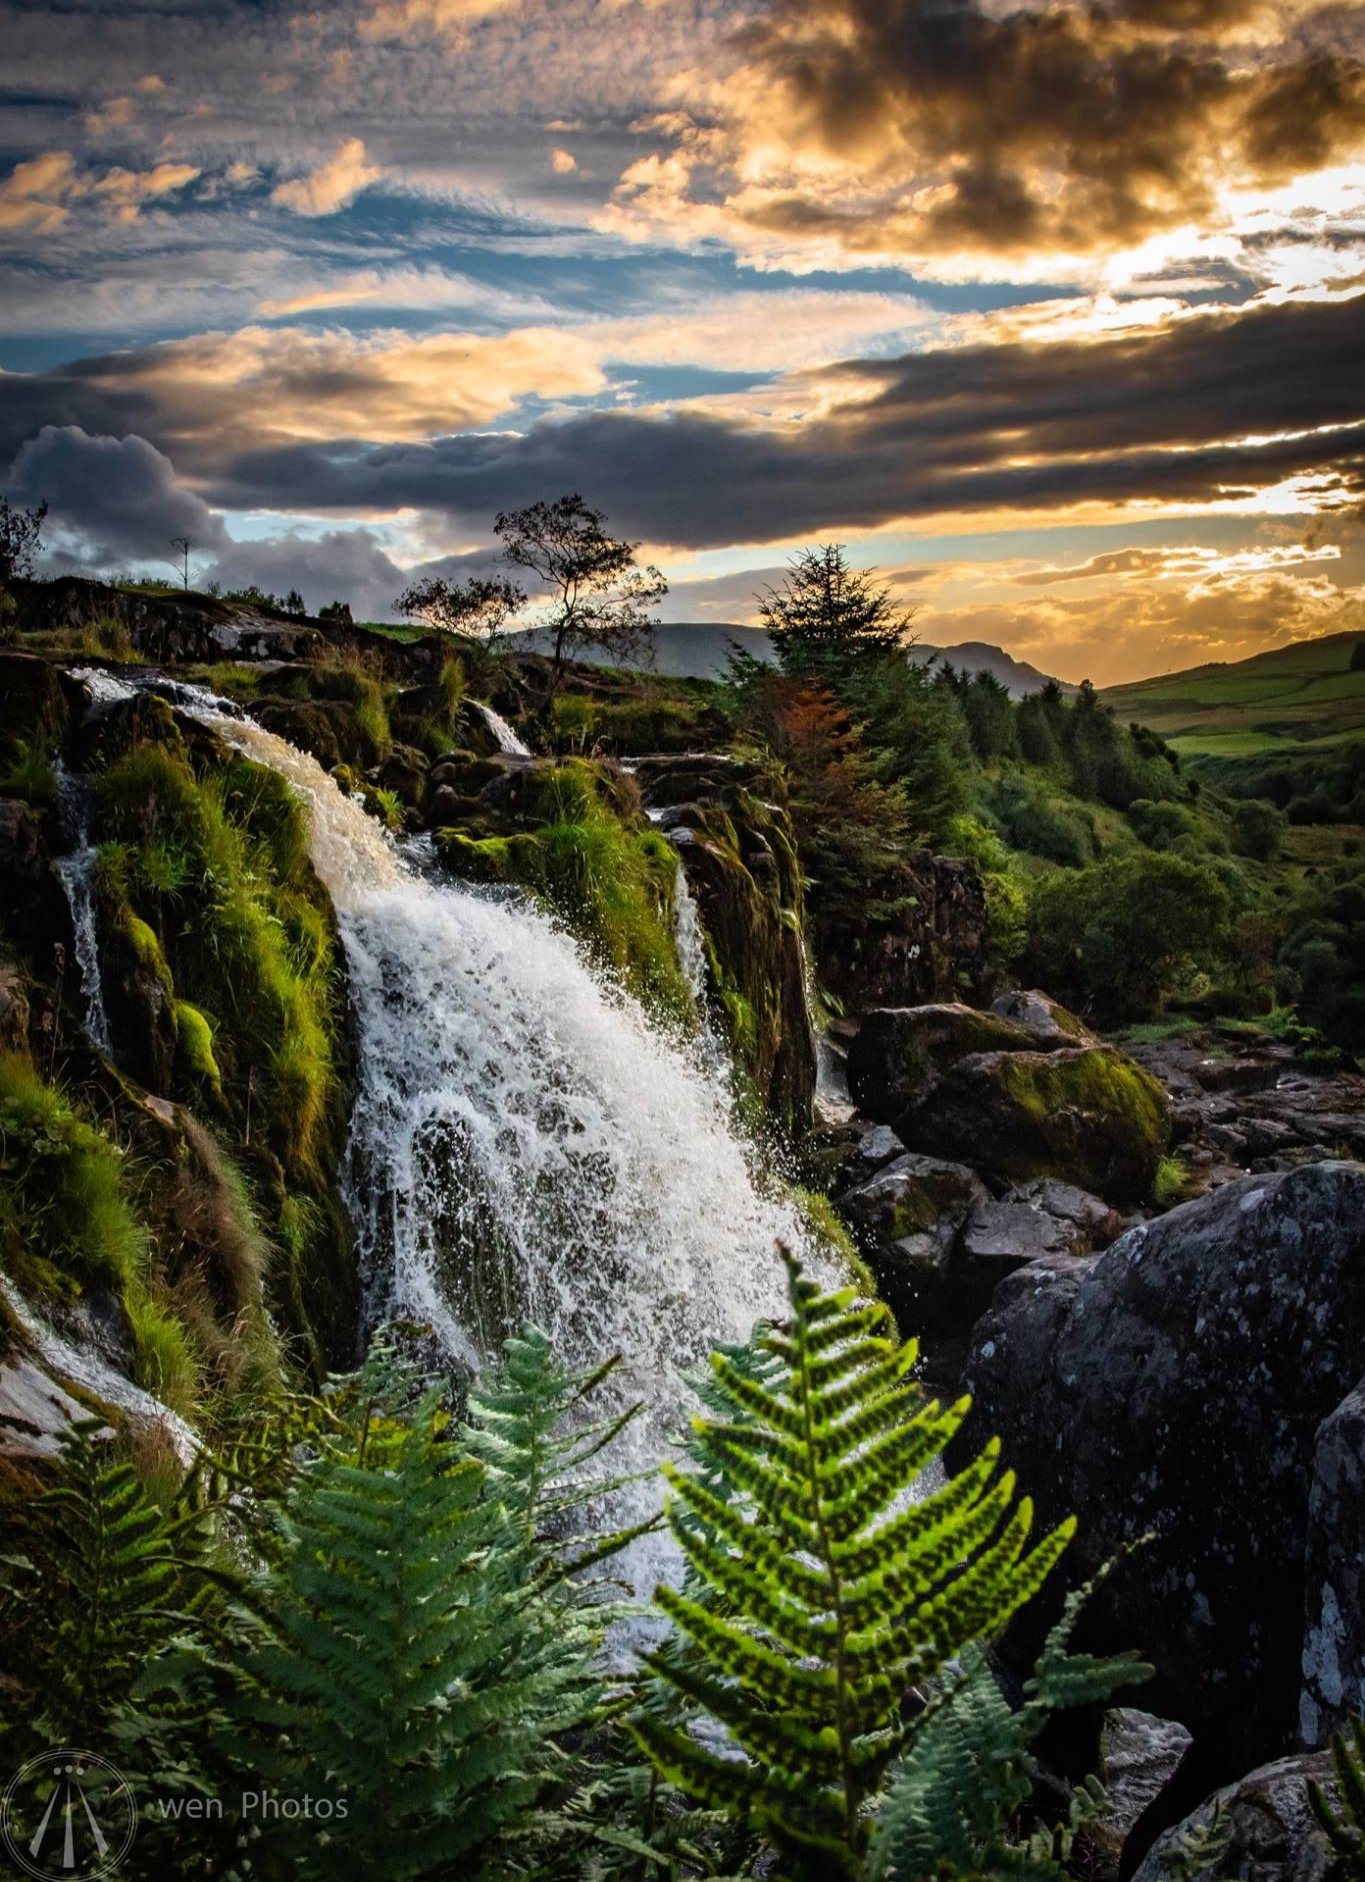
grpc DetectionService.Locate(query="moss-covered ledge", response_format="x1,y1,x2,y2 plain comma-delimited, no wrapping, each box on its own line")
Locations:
433,756,694,1027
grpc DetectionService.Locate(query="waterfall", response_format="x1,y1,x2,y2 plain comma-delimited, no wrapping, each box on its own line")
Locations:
672,852,709,1008
53,762,112,1054
77,674,834,1574
475,702,531,756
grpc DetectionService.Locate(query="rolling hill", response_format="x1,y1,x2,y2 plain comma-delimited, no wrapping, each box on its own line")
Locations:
510,621,1067,694
1102,627,1365,760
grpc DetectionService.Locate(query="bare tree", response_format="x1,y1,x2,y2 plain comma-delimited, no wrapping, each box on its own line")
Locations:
494,495,665,697
393,573,526,646
169,535,193,592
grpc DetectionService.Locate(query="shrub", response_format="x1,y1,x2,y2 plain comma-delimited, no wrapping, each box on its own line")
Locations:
1027,851,1233,1017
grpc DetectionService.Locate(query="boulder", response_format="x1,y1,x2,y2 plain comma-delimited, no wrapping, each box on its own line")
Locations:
901,1045,1170,1204
958,1163,1365,1768
991,987,1095,1048
1302,1380,1365,1746
1092,1709,1192,1873
848,1002,1040,1117
1131,1752,1335,1882
838,1152,987,1332
958,1178,1122,1289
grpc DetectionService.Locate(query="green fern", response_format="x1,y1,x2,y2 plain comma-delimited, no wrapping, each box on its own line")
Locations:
464,1324,658,1583
224,1348,622,1879
631,1252,1077,1878
0,1419,217,1751
870,1576,1150,1879
1310,1715,1365,1875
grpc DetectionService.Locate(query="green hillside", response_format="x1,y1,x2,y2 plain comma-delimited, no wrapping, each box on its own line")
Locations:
1102,628,1365,757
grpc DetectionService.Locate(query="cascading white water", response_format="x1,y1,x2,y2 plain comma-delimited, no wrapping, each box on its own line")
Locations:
671,853,709,1009
53,763,112,1054
74,674,834,1574
475,701,531,756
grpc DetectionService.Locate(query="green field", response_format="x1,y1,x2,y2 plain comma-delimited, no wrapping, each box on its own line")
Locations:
1103,628,1365,758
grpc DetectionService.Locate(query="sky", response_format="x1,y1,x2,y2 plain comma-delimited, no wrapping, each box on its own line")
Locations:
0,0,1363,683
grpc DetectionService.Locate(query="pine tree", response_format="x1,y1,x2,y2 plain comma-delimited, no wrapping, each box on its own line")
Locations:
632,1252,1077,1878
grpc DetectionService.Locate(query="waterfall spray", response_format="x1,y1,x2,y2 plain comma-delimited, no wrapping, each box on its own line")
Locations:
72,672,833,1571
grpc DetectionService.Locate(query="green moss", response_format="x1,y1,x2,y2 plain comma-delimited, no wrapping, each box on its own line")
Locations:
0,1052,146,1299
438,760,693,1024
125,1284,199,1416
95,741,341,1182
174,1000,222,1096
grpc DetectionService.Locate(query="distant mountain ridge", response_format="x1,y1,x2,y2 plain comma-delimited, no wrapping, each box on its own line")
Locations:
510,621,1069,696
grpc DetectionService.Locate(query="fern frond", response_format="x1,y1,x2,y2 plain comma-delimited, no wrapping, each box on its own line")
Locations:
632,1249,1076,1879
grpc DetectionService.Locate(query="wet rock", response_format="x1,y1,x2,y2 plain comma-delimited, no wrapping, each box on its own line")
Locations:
958,1162,1365,1768
991,987,1095,1048
848,1002,1041,1117
1302,1380,1365,1746
901,1044,1171,1204
1130,1752,1335,1882
839,1152,987,1331
0,1353,99,1458
1093,1709,1192,1872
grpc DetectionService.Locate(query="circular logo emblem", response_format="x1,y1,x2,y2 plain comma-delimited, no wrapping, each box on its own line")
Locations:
1,1750,137,1881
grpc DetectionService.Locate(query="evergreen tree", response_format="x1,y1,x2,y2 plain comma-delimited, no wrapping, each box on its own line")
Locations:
760,544,911,685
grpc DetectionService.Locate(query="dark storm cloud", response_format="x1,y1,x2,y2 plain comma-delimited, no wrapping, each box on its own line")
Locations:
723,0,1365,255
4,424,230,560
3,291,1362,550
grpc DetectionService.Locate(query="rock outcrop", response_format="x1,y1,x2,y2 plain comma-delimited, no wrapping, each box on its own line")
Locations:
632,754,816,1131
958,1162,1365,1768
820,849,988,1009
849,996,1170,1203
1131,1752,1336,1882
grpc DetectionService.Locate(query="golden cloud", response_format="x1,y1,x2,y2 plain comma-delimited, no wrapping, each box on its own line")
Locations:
0,150,200,231
271,137,381,217
602,0,1365,277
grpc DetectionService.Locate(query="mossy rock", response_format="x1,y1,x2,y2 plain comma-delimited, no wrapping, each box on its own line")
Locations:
898,1045,1172,1204
847,1002,1041,1120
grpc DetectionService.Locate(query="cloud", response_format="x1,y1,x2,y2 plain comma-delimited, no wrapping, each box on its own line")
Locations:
1013,541,1344,583
0,152,80,233
551,148,579,174
0,151,201,232
603,0,1365,275
199,527,409,622
4,427,230,566
271,138,382,217
360,0,522,42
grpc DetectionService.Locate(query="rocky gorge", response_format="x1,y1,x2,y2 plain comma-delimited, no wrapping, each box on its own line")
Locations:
1,582,1364,1877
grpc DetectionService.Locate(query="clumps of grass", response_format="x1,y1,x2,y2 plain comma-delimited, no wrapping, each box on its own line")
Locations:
0,1052,145,1300
0,1051,202,1414
0,736,56,808
438,758,693,1024
94,739,341,1183
1152,1152,1196,1210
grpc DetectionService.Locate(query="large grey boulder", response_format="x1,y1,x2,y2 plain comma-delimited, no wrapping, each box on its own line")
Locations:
1131,1752,1335,1882
957,1162,1365,1768
1302,1380,1365,1745
1092,1709,1192,1873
